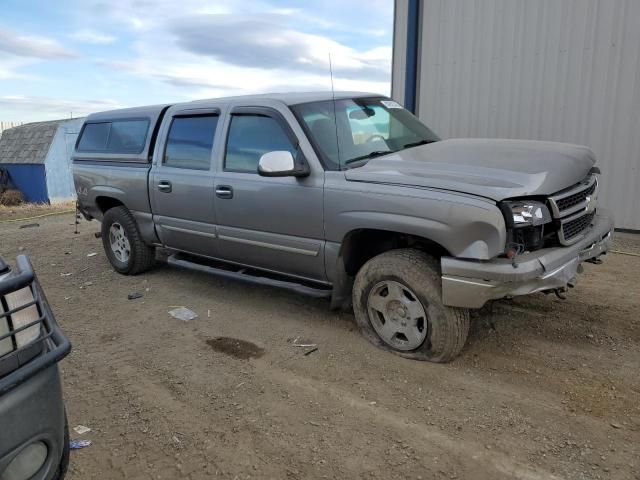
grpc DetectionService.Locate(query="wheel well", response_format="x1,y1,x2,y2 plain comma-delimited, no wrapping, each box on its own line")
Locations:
95,196,124,213
340,229,450,277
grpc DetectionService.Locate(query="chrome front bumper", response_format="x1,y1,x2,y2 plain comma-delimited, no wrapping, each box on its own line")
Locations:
441,210,614,309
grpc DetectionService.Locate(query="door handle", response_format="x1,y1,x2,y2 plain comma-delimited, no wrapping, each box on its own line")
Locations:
157,181,172,193
215,185,233,199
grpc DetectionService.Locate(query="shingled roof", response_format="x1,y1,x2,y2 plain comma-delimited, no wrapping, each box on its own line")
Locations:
0,120,62,164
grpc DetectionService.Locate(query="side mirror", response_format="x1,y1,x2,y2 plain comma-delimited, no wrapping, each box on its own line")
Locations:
257,151,309,177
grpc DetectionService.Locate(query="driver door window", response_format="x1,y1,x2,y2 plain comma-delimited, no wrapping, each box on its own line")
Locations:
224,114,296,173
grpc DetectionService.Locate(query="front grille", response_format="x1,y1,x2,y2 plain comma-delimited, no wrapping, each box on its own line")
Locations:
549,174,599,245
555,181,597,212
561,210,596,242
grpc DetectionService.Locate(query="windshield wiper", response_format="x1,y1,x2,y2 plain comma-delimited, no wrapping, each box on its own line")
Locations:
344,150,392,166
402,139,436,149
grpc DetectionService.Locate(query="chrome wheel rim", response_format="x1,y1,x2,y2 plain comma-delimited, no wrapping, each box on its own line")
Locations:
367,280,428,351
109,222,131,263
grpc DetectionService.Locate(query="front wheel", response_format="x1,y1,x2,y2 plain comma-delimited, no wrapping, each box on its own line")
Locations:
352,249,470,363
101,206,155,275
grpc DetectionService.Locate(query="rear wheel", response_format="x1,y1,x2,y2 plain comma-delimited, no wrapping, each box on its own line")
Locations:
352,249,470,363
101,206,155,275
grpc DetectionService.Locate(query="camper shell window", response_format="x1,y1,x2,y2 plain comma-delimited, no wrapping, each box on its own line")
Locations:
77,119,150,154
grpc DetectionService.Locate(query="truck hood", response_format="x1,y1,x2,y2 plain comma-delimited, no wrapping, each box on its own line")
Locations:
344,139,596,201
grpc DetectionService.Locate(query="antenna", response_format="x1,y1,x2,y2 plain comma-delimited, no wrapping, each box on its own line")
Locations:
328,52,341,167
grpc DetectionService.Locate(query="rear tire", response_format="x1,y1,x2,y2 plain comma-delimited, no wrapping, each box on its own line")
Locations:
352,248,470,363
101,206,155,275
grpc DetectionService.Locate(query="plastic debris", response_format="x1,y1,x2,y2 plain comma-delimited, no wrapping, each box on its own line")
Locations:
60,272,72,277
87,252,98,257
69,439,92,450
73,425,91,435
304,347,318,356
19,223,39,229
168,307,198,321
128,292,143,300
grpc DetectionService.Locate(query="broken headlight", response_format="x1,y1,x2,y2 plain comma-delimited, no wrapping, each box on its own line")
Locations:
500,200,553,254
501,200,552,228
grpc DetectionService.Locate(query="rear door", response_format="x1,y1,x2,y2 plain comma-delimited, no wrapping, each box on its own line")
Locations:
213,105,326,282
150,108,221,257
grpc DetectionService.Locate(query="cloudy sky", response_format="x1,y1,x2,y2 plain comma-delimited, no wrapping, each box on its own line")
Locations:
0,0,393,122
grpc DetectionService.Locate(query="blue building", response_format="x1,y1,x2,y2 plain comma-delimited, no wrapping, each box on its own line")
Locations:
0,118,84,203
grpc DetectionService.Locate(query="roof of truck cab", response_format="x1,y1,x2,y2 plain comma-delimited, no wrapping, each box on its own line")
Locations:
84,92,384,122
184,91,383,106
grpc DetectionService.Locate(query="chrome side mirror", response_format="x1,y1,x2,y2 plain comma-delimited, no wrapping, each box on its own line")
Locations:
257,151,309,177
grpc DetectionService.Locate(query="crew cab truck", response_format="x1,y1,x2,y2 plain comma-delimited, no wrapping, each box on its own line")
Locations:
73,92,613,362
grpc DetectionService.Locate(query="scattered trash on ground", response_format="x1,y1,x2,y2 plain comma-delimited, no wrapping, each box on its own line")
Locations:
87,252,98,257
73,425,91,435
289,336,317,348
128,292,143,300
304,347,319,356
80,281,93,289
168,307,198,321
69,439,92,450
60,272,72,277
19,223,39,229
207,309,211,318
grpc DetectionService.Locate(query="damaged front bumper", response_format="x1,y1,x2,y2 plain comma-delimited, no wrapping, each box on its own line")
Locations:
441,209,614,308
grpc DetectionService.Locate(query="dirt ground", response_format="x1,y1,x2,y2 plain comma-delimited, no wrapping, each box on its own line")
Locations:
1,211,639,480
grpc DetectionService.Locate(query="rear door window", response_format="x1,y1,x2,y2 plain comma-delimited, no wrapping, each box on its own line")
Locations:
163,115,219,170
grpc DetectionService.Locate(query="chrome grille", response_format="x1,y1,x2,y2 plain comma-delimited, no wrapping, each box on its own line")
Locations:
560,210,596,243
549,175,599,245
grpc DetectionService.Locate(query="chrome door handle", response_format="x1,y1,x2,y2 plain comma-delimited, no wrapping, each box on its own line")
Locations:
157,181,172,193
215,185,233,199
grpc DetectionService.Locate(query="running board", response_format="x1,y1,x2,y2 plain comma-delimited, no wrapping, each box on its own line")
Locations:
166,254,332,299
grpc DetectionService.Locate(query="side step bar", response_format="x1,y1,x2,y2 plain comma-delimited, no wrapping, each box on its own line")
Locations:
166,254,332,299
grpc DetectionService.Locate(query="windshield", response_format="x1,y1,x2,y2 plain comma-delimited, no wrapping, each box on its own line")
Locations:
291,97,440,170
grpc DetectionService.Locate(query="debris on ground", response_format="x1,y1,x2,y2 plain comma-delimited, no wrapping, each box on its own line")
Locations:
73,425,91,435
304,347,319,356
19,223,39,229
60,272,72,277
168,307,198,321
69,439,92,450
87,252,98,257
128,292,143,300
289,336,317,348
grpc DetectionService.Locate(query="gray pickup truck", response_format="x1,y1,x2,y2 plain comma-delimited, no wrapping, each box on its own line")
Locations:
73,92,613,362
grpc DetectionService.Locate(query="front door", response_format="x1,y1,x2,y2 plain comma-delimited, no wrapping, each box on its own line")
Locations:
150,111,220,257
213,107,325,282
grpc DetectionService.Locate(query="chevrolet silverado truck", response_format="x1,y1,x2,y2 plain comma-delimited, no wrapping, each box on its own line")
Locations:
0,255,71,479
73,92,613,362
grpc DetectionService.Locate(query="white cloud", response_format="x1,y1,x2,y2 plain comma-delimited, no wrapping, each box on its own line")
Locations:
0,95,125,121
0,27,77,59
70,29,117,45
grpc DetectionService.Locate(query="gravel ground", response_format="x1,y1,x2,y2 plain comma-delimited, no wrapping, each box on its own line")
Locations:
1,212,639,480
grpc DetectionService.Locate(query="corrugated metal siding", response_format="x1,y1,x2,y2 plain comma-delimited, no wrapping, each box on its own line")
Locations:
394,0,640,229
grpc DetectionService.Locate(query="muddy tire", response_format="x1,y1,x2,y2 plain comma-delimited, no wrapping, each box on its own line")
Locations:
101,206,155,275
352,249,470,363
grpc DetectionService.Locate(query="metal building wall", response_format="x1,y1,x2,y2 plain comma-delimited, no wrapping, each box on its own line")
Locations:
392,0,640,230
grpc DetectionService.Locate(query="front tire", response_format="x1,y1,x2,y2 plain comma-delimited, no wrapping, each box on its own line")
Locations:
352,249,470,363
101,206,155,275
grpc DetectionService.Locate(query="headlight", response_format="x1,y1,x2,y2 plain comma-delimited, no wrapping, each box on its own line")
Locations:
501,200,552,228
